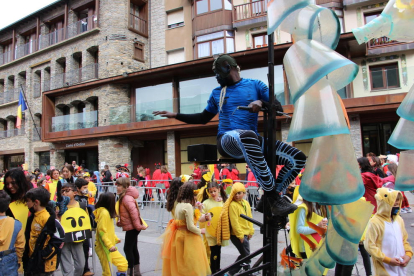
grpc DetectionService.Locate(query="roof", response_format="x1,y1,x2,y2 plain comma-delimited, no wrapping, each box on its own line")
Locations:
0,0,64,33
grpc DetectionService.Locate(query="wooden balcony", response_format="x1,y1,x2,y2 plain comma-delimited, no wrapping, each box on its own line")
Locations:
193,10,232,36
129,13,148,37
366,36,414,56
368,36,400,49
233,0,269,28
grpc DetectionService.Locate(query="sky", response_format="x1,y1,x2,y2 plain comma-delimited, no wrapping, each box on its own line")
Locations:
0,0,57,30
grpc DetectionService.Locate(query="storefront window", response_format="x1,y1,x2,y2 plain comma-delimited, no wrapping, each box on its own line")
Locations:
39,152,50,173
240,65,287,105
136,83,173,121
180,76,217,113
6,155,25,170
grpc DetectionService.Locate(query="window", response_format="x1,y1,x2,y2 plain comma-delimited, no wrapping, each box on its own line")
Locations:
135,83,173,122
180,76,216,113
253,33,268,48
167,48,185,65
167,9,184,29
196,0,223,15
129,1,148,36
134,42,144,62
369,63,400,90
196,31,234,58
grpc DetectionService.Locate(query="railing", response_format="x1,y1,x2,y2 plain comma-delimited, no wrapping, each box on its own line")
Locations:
0,50,12,65
39,28,65,49
0,89,19,104
33,127,42,141
50,63,99,90
15,39,38,59
233,0,269,22
51,110,98,132
129,13,148,36
368,36,400,48
33,83,41,98
67,15,98,39
0,16,98,66
0,127,25,139
110,105,132,125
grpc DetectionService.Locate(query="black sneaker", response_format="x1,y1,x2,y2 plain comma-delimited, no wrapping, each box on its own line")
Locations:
268,193,297,217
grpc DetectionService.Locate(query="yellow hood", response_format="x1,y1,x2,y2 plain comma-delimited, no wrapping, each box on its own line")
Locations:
216,182,246,245
374,188,402,220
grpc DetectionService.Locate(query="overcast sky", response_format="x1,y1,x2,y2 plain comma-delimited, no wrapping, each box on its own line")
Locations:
0,0,57,29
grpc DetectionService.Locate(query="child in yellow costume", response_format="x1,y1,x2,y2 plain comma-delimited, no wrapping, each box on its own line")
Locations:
161,182,211,276
94,192,128,276
364,188,413,276
83,172,97,205
289,197,327,259
201,181,229,273
217,182,254,275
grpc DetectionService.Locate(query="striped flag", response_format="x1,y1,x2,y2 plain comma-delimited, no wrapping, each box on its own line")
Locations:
16,90,27,129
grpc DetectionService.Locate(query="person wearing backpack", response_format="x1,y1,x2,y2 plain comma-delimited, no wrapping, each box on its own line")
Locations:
58,183,88,276
0,190,25,276
23,187,64,276
75,178,94,276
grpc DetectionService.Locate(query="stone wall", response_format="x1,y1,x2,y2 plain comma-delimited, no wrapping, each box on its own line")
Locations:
166,131,176,177
150,0,166,68
98,137,133,178
0,0,152,171
349,114,363,158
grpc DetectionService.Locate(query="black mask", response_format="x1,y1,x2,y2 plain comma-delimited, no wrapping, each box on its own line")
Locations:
288,187,296,193
391,206,400,215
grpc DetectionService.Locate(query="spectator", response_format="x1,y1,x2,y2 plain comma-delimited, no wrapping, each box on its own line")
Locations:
358,157,382,213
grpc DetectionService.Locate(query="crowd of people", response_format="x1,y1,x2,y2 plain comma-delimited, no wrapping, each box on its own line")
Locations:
0,150,412,276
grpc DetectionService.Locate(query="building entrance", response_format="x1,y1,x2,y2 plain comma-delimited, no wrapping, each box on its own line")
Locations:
65,147,98,172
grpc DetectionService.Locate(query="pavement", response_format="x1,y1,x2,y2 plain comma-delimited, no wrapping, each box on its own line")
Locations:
51,192,414,276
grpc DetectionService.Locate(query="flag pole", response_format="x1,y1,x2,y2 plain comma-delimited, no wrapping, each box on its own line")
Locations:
20,84,41,141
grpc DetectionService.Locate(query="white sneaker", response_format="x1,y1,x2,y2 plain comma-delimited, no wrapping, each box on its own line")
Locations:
89,247,93,257
406,207,412,213
400,208,407,214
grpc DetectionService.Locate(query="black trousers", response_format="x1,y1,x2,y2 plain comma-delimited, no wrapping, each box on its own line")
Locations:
210,245,222,274
124,229,141,268
83,238,90,273
229,235,250,275
334,243,372,276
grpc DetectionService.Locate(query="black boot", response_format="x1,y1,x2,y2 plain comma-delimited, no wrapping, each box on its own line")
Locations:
267,193,297,217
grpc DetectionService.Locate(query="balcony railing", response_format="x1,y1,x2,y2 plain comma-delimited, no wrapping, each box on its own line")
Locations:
15,40,38,59
0,50,12,65
368,36,400,49
0,127,25,139
233,0,269,22
50,63,98,90
0,89,19,105
129,13,148,37
33,83,41,98
39,28,65,49
33,127,42,141
51,110,98,132
0,16,98,66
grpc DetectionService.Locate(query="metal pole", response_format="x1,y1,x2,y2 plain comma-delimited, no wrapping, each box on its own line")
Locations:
20,84,41,140
263,33,278,276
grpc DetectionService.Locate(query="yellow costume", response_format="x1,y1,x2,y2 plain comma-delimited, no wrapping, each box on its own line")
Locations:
87,181,97,205
289,203,324,258
217,182,253,245
364,188,413,276
94,207,128,276
48,179,59,201
161,202,211,276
